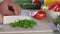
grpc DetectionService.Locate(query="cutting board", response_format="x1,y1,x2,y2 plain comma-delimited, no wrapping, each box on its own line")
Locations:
1,16,56,33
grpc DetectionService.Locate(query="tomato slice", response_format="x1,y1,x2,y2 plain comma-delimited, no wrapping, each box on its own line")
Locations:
33,10,46,20
56,7,60,11
48,2,60,12
48,2,58,10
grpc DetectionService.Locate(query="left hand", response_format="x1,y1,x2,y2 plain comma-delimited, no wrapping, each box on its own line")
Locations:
0,0,21,15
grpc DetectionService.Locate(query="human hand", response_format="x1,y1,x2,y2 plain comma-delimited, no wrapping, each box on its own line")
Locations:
0,0,21,15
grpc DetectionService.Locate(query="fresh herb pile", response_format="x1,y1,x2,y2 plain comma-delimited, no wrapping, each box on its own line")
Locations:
10,19,37,28
54,16,60,25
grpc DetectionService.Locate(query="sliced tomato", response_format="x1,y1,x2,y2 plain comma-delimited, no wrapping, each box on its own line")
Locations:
48,2,59,10
52,5,59,11
56,7,60,11
48,2,57,10
48,2,60,12
52,5,60,12
33,10,46,20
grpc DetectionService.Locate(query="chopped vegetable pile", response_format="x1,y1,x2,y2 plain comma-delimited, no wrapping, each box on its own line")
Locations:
10,19,37,28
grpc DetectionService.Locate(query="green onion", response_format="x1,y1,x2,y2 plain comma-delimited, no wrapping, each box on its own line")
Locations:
10,19,37,29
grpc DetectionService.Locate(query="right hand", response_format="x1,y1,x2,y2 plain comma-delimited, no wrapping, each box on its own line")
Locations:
0,2,15,15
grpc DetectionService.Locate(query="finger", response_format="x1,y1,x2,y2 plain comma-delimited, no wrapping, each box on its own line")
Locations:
0,13,3,24
10,3,21,15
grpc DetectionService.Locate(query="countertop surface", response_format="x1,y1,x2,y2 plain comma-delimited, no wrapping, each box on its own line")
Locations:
0,0,58,33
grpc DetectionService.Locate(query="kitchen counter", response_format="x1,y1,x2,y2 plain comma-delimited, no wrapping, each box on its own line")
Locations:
0,0,59,34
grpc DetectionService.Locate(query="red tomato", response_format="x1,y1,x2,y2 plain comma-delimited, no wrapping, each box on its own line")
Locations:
33,10,46,20
48,2,59,10
48,2,60,12
52,5,60,12
56,7,60,11
52,5,59,11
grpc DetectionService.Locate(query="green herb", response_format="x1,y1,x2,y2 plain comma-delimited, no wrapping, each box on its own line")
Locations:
10,19,37,29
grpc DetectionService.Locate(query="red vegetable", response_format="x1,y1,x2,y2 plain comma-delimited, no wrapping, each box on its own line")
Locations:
48,2,60,12
56,7,60,11
52,5,59,11
48,2,58,10
33,10,46,20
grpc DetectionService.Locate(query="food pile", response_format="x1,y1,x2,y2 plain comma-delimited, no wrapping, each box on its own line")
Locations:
10,19,37,28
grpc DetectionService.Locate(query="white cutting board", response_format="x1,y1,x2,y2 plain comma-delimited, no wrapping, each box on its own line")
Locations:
3,16,32,24
2,16,56,32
